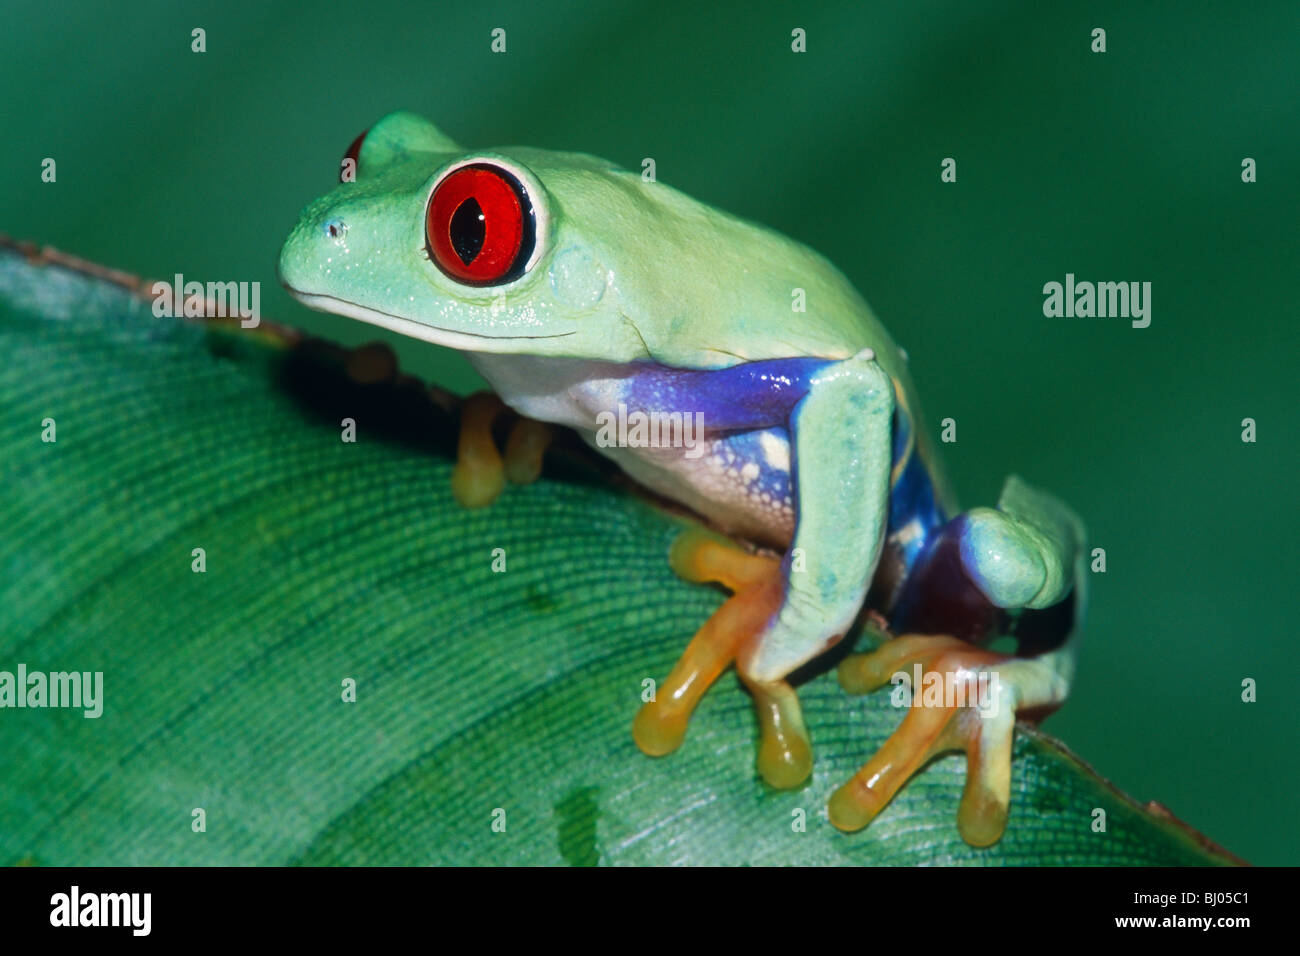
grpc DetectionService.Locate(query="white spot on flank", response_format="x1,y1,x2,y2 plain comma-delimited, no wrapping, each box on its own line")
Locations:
740,462,760,482
890,519,923,547
759,432,790,472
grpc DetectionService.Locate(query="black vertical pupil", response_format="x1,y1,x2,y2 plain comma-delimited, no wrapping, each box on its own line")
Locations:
450,198,485,265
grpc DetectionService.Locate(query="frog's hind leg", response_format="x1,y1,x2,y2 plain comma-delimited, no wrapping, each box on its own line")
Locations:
831,635,1071,846
829,475,1087,844
633,527,782,756
450,392,553,507
958,476,1088,613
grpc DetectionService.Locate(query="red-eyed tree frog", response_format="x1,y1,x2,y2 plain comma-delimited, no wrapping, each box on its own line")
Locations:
279,111,1087,846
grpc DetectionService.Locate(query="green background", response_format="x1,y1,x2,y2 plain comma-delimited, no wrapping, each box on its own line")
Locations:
2,0,1295,864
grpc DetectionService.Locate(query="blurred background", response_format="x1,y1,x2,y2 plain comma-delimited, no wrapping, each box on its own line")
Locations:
2,0,1295,863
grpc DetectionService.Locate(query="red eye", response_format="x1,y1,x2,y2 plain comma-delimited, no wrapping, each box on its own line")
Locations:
340,129,367,183
426,164,535,285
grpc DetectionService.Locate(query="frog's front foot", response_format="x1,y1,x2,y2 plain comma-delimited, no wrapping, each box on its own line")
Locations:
830,634,1068,846
633,528,815,789
449,392,553,507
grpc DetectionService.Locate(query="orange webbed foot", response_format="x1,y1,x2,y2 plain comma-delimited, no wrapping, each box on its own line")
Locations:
449,392,553,507
633,528,782,757
831,635,1021,846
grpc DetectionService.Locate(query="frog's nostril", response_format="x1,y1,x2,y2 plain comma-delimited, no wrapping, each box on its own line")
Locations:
323,218,348,239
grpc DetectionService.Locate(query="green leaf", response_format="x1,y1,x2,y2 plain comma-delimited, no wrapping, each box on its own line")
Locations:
0,242,1240,866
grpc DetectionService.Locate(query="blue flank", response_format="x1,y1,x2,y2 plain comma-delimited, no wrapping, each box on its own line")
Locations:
884,407,947,569
621,356,948,577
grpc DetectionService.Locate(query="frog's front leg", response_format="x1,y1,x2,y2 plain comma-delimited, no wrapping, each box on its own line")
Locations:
830,478,1085,845
450,392,553,507
634,350,896,788
632,527,784,760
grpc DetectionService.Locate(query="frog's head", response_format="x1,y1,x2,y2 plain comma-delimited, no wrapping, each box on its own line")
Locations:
280,111,858,365
279,111,640,360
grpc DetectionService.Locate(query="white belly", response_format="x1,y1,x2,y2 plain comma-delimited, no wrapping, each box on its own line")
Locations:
468,352,796,545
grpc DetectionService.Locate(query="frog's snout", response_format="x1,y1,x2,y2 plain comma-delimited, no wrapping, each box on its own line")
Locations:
277,203,348,297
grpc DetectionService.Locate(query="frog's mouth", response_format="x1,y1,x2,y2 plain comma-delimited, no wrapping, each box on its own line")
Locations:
282,287,577,351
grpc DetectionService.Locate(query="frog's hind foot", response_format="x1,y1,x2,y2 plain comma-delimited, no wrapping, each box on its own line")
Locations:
636,528,815,787
832,635,1067,846
449,392,553,508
